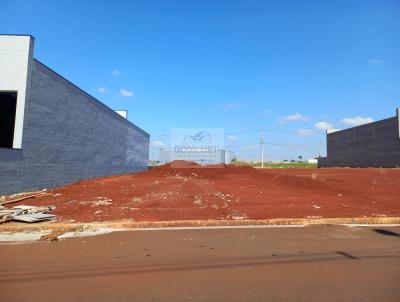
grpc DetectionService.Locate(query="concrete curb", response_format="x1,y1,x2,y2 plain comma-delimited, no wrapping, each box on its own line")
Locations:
1,217,400,233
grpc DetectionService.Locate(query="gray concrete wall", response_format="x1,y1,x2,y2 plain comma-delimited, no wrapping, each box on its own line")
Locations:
318,114,400,168
0,59,149,195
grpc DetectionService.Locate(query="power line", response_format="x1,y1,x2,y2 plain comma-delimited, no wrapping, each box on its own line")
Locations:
225,142,325,148
151,127,323,138
259,129,265,168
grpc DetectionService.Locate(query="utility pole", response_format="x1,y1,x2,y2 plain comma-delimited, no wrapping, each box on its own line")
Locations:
260,129,265,168
319,140,322,158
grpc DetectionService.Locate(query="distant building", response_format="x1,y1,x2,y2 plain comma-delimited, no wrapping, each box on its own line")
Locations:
318,108,400,168
159,148,171,165
223,150,235,164
157,148,234,165
0,35,149,195
218,149,235,165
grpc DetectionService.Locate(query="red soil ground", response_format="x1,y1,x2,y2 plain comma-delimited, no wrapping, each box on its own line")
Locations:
7,161,400,222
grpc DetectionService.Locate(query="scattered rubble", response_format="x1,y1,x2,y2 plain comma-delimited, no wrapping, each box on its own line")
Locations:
39,229,66,241
80,197,112,207
312,202,322,209
0,205,56,224
227,212,248,220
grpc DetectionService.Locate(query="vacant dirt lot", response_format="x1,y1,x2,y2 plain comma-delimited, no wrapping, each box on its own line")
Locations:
6,162,400,222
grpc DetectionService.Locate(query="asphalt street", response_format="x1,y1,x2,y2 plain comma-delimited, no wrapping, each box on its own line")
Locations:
0,225,399,302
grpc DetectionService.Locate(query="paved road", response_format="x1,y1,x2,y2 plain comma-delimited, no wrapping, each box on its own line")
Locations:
0,225,399,302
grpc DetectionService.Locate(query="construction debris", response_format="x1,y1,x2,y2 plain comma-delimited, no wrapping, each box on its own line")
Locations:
0,205,56,224
0,189,49,206
13,213,57,223
312,202,322,209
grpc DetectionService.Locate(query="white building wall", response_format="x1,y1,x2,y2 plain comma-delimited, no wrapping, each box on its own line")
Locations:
0,35,34,149
115,110,128,119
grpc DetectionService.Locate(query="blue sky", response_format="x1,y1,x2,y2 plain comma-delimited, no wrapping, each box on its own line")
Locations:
1,0,399,160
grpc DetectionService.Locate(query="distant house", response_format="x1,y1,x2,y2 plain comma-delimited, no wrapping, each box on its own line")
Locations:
318,108,400,168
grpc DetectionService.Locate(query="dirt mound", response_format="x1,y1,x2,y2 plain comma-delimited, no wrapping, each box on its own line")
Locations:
149,161,259,178
155,160,201,170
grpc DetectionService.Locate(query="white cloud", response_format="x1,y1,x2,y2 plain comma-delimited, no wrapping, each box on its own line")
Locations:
341,116,374,126
279,113,309,124
227,135,239,142
314,121,334,131
296,129,313,136
112,69,121,76
98,87,108,94
368,59,383,64
223,102,241,110
151,141,166,147
120,89,134,97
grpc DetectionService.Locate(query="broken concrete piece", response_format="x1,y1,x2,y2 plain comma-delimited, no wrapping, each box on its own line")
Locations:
12,213,57,223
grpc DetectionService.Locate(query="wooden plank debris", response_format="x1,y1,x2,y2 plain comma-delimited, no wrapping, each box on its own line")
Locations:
0,190,50,206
